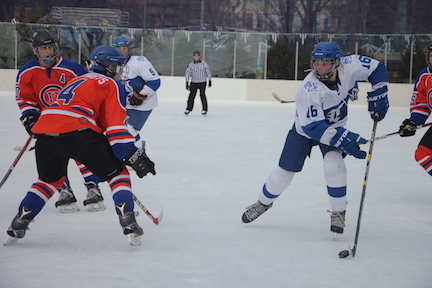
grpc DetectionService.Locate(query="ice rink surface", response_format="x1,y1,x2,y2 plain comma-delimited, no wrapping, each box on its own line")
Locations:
0,91,431,288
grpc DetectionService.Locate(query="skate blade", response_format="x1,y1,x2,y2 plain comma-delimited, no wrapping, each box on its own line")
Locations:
332,232,341,240
57,203,80,213
127,233,142,246
3,236,19,246
85,202,106,212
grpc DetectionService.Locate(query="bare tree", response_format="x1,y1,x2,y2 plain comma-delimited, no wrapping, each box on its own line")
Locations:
294,0,331,33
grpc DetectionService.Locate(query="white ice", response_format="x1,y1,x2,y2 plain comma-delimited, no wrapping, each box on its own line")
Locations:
0,91,431,288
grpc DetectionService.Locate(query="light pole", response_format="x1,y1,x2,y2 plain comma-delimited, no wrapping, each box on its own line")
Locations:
230,0,239,28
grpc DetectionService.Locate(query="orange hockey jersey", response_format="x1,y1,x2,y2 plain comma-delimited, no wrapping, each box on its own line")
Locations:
31,72,135,148
16,56,88,115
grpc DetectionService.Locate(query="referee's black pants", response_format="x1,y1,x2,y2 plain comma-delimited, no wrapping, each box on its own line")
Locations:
187,82,208,112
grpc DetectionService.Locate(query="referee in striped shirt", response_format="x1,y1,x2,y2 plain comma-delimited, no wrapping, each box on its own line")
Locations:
185,51,212,116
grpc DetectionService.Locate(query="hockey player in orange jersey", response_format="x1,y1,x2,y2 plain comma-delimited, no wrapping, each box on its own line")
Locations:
16,29,105,212
399,43,432,175
5,45,155,246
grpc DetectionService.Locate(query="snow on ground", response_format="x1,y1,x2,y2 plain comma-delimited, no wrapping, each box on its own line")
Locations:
0,91,431,288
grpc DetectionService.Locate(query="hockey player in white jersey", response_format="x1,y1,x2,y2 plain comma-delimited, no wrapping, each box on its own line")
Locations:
241,42,389,236
113,36,161,151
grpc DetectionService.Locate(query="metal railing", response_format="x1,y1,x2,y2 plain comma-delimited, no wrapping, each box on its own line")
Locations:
0,22,431,83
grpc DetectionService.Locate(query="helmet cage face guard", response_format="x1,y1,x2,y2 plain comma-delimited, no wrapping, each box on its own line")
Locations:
90,60,124,76
33,43,59,65
311,58,339,81
310,42,342,81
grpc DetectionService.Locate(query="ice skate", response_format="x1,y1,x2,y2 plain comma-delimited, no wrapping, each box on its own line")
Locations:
55,184,79,212
4,207,32,246
328,210,346,238
242,201,273,223
202,110,207,116
83,181,105,212
184,110,190,115
116,202,144,246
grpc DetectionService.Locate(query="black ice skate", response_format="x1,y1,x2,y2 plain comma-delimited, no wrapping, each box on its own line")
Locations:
83,181,105,212
4,207,32,246
242,201,273,223
116,202,143,246
55,184,79,213
329,210,346,238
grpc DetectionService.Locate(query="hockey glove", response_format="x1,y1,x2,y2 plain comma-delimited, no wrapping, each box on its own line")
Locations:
20,112,38,135
186,82,190,90
349,86,359,101
399,119,417,137
367,86,389,122
208,81,212,88
129,92,147,106
330,128,367,159
123,147,156,178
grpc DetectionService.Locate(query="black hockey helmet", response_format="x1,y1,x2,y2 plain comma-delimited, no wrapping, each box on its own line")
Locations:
30,29,56,48
29,29,59,65
193,51,200,56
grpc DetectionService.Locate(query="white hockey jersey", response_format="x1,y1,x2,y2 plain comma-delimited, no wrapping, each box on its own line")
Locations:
294,55,389,145
119,55,161,111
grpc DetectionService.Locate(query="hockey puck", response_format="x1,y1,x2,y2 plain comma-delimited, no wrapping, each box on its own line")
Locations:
339,250,350,259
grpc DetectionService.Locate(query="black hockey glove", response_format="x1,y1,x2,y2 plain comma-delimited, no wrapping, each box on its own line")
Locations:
129,91,147,106
208,81,212,88
186,82,190,90
20,112,38,135
399,119,417,137
123,147,156,178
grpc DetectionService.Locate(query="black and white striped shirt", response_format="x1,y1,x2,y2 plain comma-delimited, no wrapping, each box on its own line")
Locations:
185,60,212,83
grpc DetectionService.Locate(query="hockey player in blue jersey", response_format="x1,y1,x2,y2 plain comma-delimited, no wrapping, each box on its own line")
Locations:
241,42,389,236
113,36,161,152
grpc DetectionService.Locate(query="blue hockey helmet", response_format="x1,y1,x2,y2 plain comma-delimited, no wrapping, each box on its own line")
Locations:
311,42,343,81
113,36,130,48
89,45,126,76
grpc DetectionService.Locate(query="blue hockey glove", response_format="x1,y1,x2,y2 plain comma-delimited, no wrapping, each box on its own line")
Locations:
330,128,367,159
20,112,38,135
367,86,389,122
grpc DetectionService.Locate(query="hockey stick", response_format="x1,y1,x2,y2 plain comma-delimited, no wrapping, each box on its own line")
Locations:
13,145,35,151
339,116,379,259
368,122,432,143
132,193,163,225
272,92,295,103
0,135,33,190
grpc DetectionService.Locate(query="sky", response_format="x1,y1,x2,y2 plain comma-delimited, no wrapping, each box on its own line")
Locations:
0,91,431,288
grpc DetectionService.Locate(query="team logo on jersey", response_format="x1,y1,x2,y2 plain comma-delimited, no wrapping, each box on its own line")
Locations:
341,56,353,65
304,81,318,92
79,117,89,124
325,101,347,124
39,84,62,108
